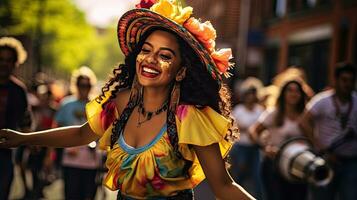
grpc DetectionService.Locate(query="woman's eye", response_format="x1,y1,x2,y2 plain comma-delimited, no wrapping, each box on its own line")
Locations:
141,48,150,54
160,54,172,60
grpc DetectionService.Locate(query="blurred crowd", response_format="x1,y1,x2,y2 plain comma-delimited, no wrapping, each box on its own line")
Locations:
229,63,356,200
1,35,356,200
0,37,106,200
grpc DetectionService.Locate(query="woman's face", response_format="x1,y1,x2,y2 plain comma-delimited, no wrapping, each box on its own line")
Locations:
284,82,302,106
76,77,92,99
136,30,182,89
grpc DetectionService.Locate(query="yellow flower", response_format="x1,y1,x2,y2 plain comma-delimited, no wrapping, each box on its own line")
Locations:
151,0,192,25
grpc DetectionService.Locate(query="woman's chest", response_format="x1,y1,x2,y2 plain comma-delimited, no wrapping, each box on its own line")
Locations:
122,108,168,149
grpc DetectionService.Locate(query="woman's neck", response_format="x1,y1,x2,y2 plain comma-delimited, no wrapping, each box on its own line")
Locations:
142,86,170,111
284,104,299,117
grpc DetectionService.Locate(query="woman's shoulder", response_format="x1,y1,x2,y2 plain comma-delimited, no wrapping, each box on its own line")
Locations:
113,88,131,115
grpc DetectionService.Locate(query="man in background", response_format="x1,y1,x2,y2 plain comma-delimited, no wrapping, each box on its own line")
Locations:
300,63,357,200
0,37,32,200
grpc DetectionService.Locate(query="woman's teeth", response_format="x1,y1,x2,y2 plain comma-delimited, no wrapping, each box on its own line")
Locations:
143,67,160,74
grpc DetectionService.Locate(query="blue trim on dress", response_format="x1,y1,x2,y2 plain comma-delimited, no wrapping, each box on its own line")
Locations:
118,124,167,154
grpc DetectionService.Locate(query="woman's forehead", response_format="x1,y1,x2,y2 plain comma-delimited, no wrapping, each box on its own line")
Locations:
144,30,179,50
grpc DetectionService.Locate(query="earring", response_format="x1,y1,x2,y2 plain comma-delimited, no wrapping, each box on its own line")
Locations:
175,67,186,82
169,81,180,112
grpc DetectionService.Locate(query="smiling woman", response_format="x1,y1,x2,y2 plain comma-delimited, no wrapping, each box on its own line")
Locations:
0,1,255,199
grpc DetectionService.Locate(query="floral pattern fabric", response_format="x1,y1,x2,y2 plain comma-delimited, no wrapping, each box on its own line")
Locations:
85,95,232,199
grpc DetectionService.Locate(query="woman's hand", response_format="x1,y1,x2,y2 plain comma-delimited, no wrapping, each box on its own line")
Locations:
264,145,279,159
0,129,26,148
193,143,256,200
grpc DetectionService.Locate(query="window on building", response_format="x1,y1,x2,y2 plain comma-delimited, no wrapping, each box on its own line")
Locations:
288,39,330,92
263,46,279,85
338,19,350,62
287,0,331,14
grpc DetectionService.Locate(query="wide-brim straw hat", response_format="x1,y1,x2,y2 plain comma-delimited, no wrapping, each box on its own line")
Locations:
117,0,234,83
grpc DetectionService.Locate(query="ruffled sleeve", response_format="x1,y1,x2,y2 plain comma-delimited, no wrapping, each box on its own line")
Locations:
86,91,118,150
175,105,233,183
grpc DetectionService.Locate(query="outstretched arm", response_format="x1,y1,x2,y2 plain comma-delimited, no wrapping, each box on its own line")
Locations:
0,122,99,148
248,122,266,145
193,143,256,200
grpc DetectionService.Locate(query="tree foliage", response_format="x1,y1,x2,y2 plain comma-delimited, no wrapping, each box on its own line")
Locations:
0,0,123,80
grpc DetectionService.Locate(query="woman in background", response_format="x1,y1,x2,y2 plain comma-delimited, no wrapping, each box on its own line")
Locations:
250,79,309,200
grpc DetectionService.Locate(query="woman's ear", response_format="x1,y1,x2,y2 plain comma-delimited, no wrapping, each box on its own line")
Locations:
175,67,186,81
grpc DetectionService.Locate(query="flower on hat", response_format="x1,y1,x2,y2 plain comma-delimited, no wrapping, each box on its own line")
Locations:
133,0,234,79
150,0,193,25
211,49,234,77
136,0,157,9
184,18,216,52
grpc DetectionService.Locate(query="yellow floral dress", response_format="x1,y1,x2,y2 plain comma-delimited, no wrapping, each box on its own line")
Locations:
86,94,233,199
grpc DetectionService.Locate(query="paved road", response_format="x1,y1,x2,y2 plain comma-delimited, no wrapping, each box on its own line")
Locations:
9,166,117,200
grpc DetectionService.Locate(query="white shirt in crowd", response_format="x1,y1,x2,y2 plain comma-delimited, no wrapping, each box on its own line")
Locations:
306,90,357,156
232,104,264,145
258,107,303,147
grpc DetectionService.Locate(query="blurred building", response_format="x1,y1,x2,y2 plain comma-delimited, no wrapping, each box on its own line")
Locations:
188,0,357,92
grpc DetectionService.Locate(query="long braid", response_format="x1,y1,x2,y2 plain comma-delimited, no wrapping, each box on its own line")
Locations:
95,63,131,104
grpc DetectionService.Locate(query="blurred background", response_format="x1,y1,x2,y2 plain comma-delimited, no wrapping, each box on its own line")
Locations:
1,0,356,200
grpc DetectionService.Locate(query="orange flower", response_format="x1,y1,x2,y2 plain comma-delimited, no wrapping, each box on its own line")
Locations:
211,49,233,74
184,18,216,52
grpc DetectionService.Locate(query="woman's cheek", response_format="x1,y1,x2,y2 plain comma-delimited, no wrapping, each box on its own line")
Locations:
137,54,146,63
158,60,171,70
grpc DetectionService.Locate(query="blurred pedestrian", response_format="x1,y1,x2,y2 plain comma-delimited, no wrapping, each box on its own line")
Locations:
299,63,357,200
27,83,57,199
53,66,101,200
250,79,309,200
230,77,264,199
0,37,32,200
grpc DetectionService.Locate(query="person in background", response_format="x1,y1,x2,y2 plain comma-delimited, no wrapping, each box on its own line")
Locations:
53,66,101,200
0,37,32,200
250,79,309,200
27,83,57,199
229,77,264,199
299,63,357,200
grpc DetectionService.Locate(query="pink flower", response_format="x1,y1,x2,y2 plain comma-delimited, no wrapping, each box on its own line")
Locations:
135,0,156,9
151,172,165,190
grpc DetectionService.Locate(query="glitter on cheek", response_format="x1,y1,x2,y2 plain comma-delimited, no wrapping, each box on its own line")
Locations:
158,60,171,70
136,54,146,63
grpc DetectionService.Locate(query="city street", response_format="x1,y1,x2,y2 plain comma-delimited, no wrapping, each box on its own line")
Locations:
9,166,117,200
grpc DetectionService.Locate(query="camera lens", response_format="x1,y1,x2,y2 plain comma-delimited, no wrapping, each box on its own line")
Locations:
313,165,330,182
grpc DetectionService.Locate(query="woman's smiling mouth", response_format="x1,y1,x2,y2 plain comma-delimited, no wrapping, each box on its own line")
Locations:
141,65,161,78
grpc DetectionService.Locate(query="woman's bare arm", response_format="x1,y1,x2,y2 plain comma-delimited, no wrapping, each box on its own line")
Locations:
0,122,99,148
193,143,256,200
249,122,266,145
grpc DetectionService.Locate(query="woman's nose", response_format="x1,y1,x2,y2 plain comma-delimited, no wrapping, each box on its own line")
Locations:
146,53,158,64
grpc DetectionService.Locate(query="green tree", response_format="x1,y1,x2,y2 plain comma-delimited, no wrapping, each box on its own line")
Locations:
0,0,123,79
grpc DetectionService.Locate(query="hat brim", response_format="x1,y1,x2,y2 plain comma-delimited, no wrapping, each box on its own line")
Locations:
117,9,220,80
